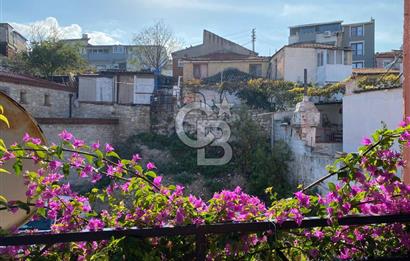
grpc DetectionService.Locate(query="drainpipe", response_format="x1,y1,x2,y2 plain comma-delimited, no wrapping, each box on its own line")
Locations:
403,0,410,184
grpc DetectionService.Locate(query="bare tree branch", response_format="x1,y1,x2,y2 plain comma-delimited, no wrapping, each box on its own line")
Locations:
133,21,182,72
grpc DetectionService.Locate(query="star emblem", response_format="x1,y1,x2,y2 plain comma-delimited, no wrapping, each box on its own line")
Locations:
215,96,232,117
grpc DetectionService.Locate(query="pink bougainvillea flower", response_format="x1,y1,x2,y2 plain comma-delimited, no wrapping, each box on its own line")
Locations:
132,154,142,162
73,139,85,148
361,137,372,145
22,133,31,142
91,141,100,150
105,143,114,153
294,191,310,207
87,218,105,231
58,129,73,141
31,138,42,145
153,176,162,187
399,120,407,127
146,162,156,170
49,160,62,171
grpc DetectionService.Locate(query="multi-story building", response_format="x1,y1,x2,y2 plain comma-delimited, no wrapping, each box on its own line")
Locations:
61,34,163,72
288,19,375,68
0,23,27,57
269,43,352,86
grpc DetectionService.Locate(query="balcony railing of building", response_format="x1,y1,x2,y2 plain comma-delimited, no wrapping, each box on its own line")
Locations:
1,214,410,260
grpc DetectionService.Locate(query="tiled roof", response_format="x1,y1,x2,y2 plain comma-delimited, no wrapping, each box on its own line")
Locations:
0,71,76,92
375,51,402,58
352,68,401,75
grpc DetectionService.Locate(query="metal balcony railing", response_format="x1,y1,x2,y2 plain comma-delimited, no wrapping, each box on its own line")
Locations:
1,214,410,260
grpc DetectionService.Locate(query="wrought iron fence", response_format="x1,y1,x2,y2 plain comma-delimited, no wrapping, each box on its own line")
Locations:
1,214,410,260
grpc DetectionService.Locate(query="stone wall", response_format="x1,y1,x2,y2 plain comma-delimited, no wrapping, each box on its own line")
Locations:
72,101,151,142
0,81,75,118
38,119,117,149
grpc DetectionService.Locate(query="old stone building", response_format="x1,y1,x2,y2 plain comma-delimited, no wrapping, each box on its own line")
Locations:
0,71,151,146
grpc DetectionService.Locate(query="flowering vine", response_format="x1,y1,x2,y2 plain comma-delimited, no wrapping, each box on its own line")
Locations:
0,109,410,259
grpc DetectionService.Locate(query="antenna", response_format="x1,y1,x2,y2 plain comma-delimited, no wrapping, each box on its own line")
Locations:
251,28,256,52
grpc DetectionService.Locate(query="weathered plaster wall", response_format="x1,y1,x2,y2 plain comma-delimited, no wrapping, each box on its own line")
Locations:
273,110,340,193
343,88,403,152
284,47,317,83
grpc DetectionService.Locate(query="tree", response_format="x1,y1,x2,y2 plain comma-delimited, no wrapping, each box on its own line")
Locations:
133,21,181,72
11,40,87,78
8,23,88,78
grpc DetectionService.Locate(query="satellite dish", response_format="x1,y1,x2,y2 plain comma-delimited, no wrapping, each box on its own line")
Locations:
0,92,46,231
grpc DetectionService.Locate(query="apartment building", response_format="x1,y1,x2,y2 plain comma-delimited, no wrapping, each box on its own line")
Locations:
0,23,27,57
288,19,375,68
61,34,164,72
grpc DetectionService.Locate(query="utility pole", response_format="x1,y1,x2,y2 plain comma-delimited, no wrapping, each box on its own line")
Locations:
251,28,256,52
403,0,410,184
303,69,308,96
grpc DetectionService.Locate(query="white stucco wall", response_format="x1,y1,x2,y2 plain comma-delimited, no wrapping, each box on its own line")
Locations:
284,47,317,84
343,88,403,152
317,64,351,85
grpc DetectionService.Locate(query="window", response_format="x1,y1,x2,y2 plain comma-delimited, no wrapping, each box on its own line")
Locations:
193,64,208,79
317,52,324,66
351,25,364,37
383,60,391,68
352,62,364,69
19,91,27,104
351,42,364,56
327,50,335,64
44,94,51,106
113,46,125,53
177,59,184,68
336,50,343,64
249,64,262,77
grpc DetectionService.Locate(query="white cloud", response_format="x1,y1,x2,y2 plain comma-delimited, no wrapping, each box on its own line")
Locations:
10,17,121,45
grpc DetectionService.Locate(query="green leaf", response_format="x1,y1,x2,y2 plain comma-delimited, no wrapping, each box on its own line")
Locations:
0,195,7,203
107,151,120,159
95,149,103,160
0,139,7,152
328,182,336,192
145,171,156,178
0,168,10,174
12,159,23,175
37,207,46,218
62,163,70,176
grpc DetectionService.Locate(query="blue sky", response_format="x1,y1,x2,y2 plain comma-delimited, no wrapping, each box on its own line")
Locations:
3,0,404,55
